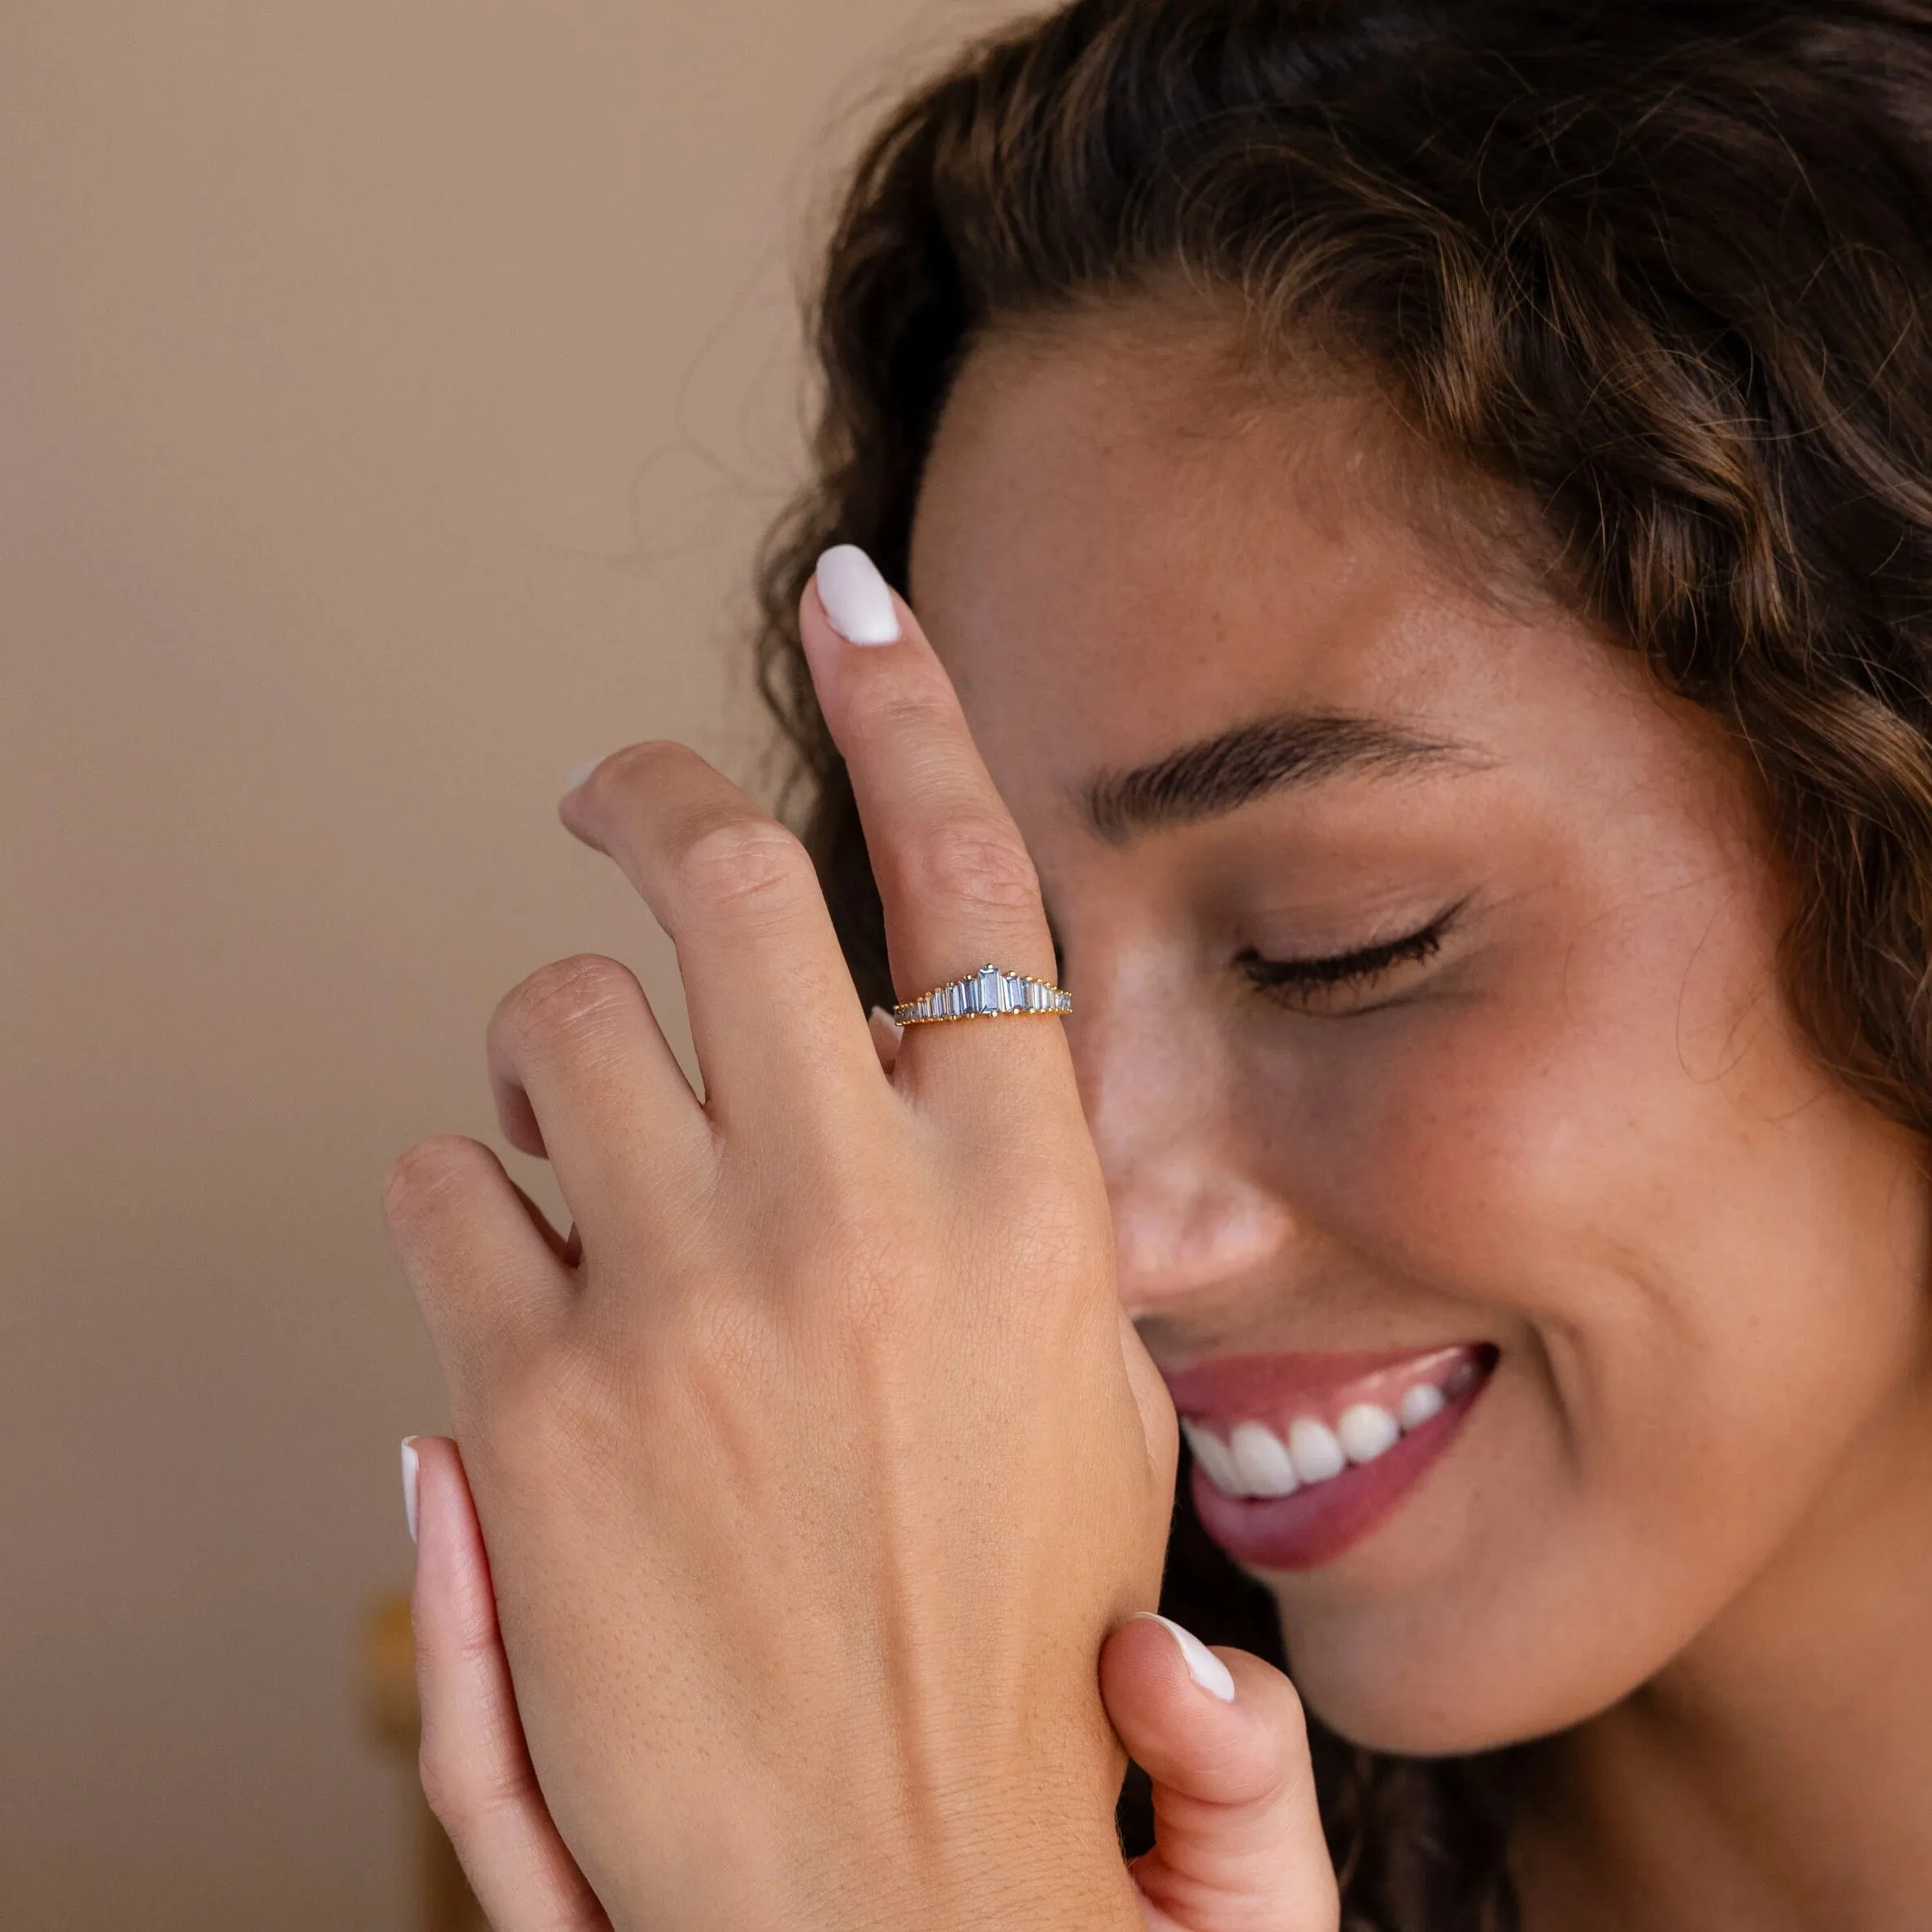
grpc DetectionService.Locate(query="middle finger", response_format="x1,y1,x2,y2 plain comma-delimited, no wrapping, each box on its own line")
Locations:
560,742,881,1130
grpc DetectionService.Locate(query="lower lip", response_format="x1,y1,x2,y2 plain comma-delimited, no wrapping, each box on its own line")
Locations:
1188,1368,1490,1572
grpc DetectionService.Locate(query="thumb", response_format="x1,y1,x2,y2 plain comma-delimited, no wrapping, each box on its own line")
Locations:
1102,1614,1339,1932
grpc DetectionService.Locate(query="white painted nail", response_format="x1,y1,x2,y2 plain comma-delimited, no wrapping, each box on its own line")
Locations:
815,544,902,645
401,1438,420,1545
1142,1614,1237,1702
564,758,602,794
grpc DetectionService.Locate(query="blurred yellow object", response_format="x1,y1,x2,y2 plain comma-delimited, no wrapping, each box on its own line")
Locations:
362,1592,487,1932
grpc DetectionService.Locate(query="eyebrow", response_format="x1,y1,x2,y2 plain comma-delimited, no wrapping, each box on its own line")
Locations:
1080,710,1476,842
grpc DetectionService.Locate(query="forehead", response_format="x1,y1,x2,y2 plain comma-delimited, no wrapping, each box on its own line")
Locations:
906,315,1623,818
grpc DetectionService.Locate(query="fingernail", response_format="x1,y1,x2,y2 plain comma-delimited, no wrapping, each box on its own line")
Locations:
815,544,902,645
564,757,601,795
868,1003,904,1036
1141,1613,1236,1702
401,1437,421,1545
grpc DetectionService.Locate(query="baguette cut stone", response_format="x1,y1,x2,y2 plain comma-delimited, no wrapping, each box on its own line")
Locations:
891,964,1070,1024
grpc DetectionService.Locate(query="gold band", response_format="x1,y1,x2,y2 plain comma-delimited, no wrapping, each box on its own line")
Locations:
892,963,1071,1026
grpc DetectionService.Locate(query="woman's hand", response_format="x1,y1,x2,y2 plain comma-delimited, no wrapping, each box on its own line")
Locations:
406,1436,611,1932
404,1435,1339,1932
384,552,1177,1930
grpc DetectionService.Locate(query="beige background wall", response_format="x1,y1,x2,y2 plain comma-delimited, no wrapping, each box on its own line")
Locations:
0,4,1020,1925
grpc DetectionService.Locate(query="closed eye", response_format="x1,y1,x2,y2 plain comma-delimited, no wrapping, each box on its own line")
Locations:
1237,905,1460,1012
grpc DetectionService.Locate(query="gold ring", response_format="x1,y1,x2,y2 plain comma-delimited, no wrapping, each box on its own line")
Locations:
892,963,1071,1026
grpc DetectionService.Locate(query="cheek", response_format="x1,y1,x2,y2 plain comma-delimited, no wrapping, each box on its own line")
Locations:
1246,984,1692,1316
1247,965,1930,1748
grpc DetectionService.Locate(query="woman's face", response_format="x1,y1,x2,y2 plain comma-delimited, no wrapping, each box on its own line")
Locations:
908,314,1932,1754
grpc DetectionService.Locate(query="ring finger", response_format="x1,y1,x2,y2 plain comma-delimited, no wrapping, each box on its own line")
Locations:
799,546,1071,1108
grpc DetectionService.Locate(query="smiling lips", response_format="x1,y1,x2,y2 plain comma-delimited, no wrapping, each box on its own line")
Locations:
1167,1344,1495,1571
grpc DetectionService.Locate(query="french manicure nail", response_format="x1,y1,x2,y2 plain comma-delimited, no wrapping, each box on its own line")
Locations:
1141,1613,1237,1701
815,544,902,645
401,1438,420,1545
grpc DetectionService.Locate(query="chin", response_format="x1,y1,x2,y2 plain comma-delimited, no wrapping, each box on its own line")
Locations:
1290,1660,1523,1759
1274,1590,1654,1760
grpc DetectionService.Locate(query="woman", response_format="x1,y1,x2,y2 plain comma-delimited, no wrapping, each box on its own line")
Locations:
384,2,1932,1925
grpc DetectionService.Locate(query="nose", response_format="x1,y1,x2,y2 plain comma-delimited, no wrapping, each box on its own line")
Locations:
1073,977,1299,1321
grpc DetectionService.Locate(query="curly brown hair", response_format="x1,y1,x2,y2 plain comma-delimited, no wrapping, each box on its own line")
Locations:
748,2,1932,1924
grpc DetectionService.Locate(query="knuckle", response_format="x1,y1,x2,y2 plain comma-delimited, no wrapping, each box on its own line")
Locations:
383,1135,491,1231
498,953,639,1053
669,813,815,917
593,737,700,796
847,676,956,741
417,1737,525,1838
902,815,1040,916
415,1742,465,1833
414,1604,496,1684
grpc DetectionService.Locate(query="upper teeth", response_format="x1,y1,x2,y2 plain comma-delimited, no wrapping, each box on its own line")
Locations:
1228,1419,1299,1495
1184,1379,1455,1499
1397,1382,1446,1429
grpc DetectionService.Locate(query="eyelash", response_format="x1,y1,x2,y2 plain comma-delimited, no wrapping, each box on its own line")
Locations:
1237,910,1455,1008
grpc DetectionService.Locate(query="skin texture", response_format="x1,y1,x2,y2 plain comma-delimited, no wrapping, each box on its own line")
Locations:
385,551,1341,1930
907,314,1932,1929
406,1431,1335,1932
397,306,1932,1930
